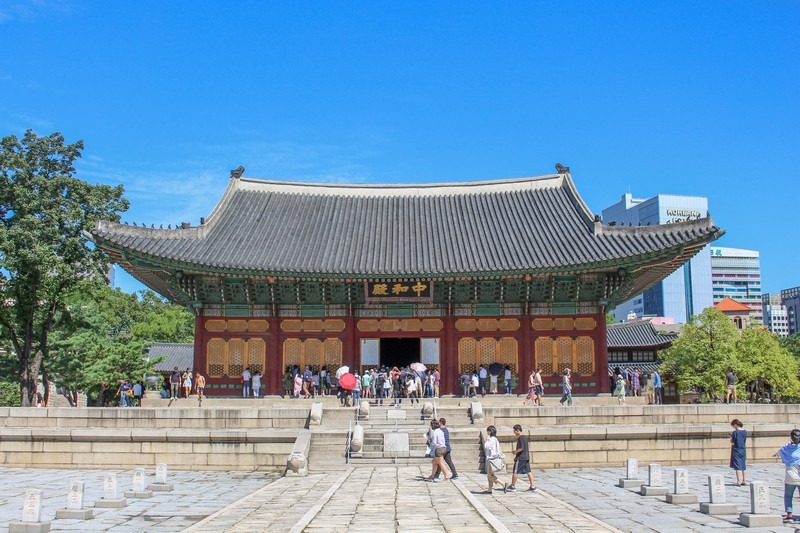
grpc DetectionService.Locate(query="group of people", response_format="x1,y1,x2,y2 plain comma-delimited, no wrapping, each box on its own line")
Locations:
115,379,144,407
166,367,205,401
610,366,663,405
459,365,515,398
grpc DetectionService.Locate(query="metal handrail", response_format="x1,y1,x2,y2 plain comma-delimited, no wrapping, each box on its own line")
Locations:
345,419,353,464
432,395,438,422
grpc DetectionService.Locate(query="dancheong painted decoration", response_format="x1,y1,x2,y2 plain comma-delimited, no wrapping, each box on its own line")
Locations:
90,165,724,395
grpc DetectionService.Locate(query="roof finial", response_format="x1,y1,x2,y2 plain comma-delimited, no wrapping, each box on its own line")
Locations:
555,163,570,174
231,166,245,179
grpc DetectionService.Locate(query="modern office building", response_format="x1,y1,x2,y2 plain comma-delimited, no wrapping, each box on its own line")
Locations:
762,293,789,337
710,247,762,323
782,286,800,335
602,193,713,324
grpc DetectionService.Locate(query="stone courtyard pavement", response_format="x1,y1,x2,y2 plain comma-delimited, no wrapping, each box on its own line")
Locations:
2,463,800,532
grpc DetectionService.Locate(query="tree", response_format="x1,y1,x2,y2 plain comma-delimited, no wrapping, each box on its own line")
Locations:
0,131,128,406
605,312,616,324
659,307,739,400
737,327,800,400
779,333,800,362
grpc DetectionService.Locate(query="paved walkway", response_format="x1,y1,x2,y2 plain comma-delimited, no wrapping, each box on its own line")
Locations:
1,464,799,532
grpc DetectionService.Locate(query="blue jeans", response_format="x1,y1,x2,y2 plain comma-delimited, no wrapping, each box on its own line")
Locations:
786,484,798,513
506,382,512,395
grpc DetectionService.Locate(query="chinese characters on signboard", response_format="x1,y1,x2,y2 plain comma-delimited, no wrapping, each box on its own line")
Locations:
366,281,432,300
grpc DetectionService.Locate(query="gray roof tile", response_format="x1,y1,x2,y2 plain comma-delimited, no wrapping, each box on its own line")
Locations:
607,321,679,348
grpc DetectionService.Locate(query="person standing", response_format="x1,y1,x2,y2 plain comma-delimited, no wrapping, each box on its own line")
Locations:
507,424,537,492
183,368,193,398
559,368,572,407
283,368,294,398
729,418,747,485
433,368,440,398
252,371,262,398
170,367,181,400
653,370,663,405
132,381,143,407
504,365,512,396
489,372,498,394
614,373,626,405
631,367,641,397
479,365,488,397
470,371,479,398
533,368,544,406
524,370,535,405
482,425,507,493
726,367,738,404
242,368,252,398
774,429,800,522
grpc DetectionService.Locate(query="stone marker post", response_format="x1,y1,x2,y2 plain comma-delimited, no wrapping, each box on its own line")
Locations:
125,468,153,499
149,463,174,492
96,473,127,509
9,488,51,533
700,474,737,515
739,481,782,527
640,464,668,496
666,468,697,504
56,480,94,520
618,458,645,488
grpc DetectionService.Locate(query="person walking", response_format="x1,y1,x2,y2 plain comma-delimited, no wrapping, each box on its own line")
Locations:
653,370,663,405
774,429,800,522
482,425,507,494
433,418,458,480
182,368,192,398
195,371,206,402
559,368,572,407
170,367,181,400
726,367,738,404
533,368,544,406
507,424,537,492
729,418,747,485
614,373,626,405
424,420,449,482
504,365,513,396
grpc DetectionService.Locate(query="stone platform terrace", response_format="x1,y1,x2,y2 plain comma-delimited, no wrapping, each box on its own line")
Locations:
1,463,799,532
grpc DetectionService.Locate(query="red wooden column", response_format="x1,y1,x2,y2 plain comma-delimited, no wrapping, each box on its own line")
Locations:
343,316,357,370
443,315,457,395
596,311,610,393
268,316,281,394
519,314,532,395
193,313,205,374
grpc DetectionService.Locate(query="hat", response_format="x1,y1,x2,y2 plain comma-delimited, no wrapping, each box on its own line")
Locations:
564,368,571,373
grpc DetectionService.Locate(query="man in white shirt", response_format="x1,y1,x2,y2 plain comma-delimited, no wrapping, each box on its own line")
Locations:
479,365,488,397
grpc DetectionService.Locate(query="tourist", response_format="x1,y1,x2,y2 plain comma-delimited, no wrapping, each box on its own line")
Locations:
252,371,262,398
382,370,392,405
524,370,535,405
183,368,193,398
424,420,449,482
283,368,294,398
370,369,377,398
482,425,507,493
438,418,458,480
461,371,470,398
470,371,479,398
726,367,738,404
115,379,129,407
353,372,362,402
489,371,498,394
195,371,205,402
774,429,800,522
132,381,143,407
406,374,418,405
242,367,252,398
644,373,654,404
433,368,440,398
631,367,641,397
730,418,747,485
559,368,572,407
302,366,313,399
361,371,371,399
614,373,626,405
533,368,543,406
170,366,181,400
293,372,302,399
653,370,663,405
507,424,537,492
504,365,512,396
320,366,329,396
479,365,488,397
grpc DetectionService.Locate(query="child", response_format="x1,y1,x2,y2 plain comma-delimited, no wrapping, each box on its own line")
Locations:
614,373,626,405
729,419,747,485
774,429,800,522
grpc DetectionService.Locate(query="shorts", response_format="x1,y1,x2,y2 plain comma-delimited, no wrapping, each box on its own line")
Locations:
534,385,543,395
197,387,204,395
435,447,447,458
513,459,531,475
727,384,736,392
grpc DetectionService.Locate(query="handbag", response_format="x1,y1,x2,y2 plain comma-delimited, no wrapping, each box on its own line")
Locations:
488,457,505,473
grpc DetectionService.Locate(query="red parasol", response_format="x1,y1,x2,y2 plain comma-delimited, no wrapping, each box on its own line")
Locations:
338,373,357,390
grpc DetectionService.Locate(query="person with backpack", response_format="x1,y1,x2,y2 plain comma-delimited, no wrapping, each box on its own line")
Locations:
775,429,800,522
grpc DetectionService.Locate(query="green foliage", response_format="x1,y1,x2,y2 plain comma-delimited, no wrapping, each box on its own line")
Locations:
780,333,800,361
0,131,128,406
0,379,20,407
660,307,800,401
660,307,738,399
48,281,190,405
605,312,616,324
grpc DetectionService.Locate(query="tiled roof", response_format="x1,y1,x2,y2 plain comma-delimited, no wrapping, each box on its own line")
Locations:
715,297,752,312
91,172,724,279
147,343,193,373
606,320,678,349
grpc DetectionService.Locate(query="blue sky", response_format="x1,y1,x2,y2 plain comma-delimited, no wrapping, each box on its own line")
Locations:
2,1,798,295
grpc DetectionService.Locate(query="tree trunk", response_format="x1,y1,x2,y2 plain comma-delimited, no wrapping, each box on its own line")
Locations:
41,368,51,407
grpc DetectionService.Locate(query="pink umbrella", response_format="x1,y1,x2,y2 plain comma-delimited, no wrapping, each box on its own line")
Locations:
338,373,357,390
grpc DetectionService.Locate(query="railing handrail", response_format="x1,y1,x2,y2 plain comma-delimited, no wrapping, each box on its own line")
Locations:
345,419,353,464
432,395,438,422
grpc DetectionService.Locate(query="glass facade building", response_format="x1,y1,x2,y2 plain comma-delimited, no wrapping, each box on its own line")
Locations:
710,247,762,323
762,293,789,337
782,286,800,335
602,193,712,324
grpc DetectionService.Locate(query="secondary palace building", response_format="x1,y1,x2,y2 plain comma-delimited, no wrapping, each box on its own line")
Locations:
91,166,723,396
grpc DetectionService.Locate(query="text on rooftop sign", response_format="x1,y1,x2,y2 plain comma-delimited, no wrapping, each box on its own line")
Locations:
366,281,432,300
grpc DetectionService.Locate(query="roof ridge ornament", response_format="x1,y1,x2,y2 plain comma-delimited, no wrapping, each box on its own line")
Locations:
555,163,570,174
231,166,245,179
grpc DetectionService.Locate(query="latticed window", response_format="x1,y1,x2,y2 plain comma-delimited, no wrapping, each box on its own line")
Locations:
535,337,554,374
205,337,268,377
534,336,596,376
282,338,342,373
457,337,518,375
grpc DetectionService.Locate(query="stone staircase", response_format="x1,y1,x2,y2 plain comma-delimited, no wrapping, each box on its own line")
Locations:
307,400,482,474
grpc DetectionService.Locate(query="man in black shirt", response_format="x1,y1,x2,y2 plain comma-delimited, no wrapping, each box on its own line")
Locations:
507,424,537,492
433,417,458,480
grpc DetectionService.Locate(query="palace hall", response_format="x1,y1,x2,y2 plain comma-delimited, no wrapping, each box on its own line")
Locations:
90,166,723,396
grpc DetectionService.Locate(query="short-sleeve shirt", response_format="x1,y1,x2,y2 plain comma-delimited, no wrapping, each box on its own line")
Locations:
515,435,529,461
727,372,736,386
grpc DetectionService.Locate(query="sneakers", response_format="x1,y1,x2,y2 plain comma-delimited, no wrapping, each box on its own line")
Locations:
506,485,517,492
527,486,539,492
450,475,458,480
784,513,794,522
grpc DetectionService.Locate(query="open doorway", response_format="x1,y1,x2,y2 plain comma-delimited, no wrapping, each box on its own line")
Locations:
380,338,420,369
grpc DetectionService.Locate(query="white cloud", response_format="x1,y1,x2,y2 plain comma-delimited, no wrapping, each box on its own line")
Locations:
0,0,75,23
10,113,53,131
